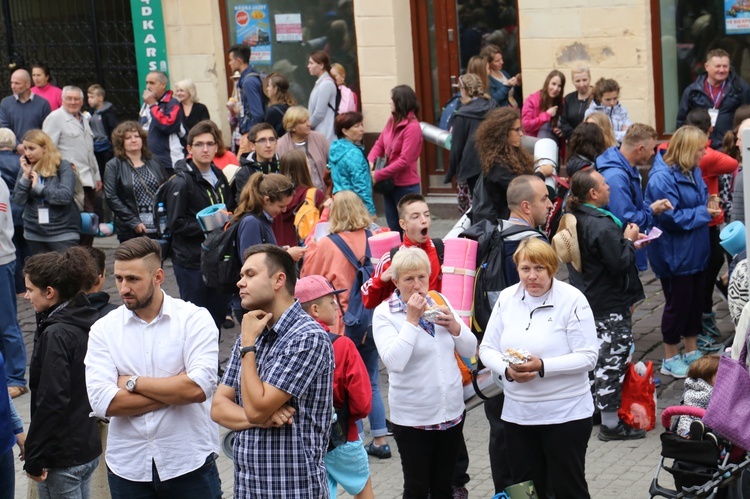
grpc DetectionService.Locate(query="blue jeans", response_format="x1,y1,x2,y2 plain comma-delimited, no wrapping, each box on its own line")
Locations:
36,455,100,499
172,264,229,332
107,454,222,499
0,261,26,388
0,448,14,499
381,183,421,234
356,345,387,438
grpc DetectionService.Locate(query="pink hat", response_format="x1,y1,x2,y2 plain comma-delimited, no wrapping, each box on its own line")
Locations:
295,275,346,304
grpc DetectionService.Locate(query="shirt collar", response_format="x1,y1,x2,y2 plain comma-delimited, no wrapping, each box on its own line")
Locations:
514,278,558,304
13,93,33,102
260,300,302,342
124,290,172,326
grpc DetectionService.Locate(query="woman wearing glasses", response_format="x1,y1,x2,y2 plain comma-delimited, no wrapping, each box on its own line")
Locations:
277,106,331,193
104,121,168,243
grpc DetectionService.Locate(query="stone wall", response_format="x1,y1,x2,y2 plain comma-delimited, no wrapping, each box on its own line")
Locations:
517,0,655,127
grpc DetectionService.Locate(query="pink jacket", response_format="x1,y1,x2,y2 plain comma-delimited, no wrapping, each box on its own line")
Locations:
368,112,423,187
521,90,551,137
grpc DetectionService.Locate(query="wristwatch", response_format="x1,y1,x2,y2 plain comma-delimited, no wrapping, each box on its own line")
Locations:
240,345,256,358
125,375,139,393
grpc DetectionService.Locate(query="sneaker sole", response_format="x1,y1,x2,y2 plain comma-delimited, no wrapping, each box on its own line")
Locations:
660,366,687,379
597,431,647,442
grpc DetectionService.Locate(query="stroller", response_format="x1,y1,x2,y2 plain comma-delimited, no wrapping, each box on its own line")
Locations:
649,406,750,498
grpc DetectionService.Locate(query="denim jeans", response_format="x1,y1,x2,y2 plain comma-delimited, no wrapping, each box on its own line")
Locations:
356,345,387,438
381,183,421,234
172,264,229,332
107,454,222,499
36,455,100,499
0,261,26,388
0,448,14,499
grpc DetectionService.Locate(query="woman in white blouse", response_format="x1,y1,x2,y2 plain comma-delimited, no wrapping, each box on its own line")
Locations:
479,237,598,499
373,247,477,499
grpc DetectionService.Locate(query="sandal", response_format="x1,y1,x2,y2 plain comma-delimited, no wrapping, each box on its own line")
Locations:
8,385,28,399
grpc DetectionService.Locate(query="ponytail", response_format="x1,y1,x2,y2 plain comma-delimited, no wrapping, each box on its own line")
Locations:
235,172,294,218
566,168,598,213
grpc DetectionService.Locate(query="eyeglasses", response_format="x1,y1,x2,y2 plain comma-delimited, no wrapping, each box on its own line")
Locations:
254,137,278,145
511,127,523,134
191,141,217,149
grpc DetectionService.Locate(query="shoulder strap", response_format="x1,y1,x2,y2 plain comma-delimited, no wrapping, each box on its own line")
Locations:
327,332,340,343
329,232,360,269
432,238,445,264
498,224,539,238
305,187,317,205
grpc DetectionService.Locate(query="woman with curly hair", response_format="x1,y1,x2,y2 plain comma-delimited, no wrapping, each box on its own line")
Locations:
471,107,549,224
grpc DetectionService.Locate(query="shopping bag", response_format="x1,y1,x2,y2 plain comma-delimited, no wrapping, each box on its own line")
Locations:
703,340,750,450
618,361,656,431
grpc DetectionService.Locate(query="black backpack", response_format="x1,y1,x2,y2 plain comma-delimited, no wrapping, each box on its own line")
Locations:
200,214,266,292
326,332,350,451
389,238,445,265
461,220,541,339
328,230,373,348
328,85,342,117
152,171,189,261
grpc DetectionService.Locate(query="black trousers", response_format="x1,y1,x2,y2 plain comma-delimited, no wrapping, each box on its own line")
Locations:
484,393,514,493
392,417,466,499
504,417,592,499
704,225,726,313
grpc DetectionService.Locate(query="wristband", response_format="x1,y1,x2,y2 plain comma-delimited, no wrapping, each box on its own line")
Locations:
539,359,545,378
240,345,256,358
504,367,515,382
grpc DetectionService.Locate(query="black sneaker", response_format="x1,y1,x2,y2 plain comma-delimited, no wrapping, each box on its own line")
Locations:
386,419,394,436
598,421,647,442
364,440,391,459
689,420,705,440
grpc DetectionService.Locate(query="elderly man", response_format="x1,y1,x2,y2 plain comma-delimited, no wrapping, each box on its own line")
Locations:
43,85,101,245
0,69,51,154
138,71,184,174
677,48,750,149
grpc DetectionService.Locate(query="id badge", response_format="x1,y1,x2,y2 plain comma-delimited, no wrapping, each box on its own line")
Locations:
38,207,50,224
708,108,719,127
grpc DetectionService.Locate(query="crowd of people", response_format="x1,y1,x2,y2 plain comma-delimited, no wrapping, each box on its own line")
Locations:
0,37,749,499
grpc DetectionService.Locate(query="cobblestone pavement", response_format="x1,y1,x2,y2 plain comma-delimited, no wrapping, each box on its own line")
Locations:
12,217,733,498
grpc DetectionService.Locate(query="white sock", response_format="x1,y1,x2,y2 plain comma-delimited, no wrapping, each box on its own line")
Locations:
601,411,619,429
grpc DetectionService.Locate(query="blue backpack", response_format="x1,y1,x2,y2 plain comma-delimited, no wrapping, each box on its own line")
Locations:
438,92,462,130
328,230,373,348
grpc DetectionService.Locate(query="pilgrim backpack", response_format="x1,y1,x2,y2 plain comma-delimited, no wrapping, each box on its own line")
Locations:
201,215,267,292
328,230,373,347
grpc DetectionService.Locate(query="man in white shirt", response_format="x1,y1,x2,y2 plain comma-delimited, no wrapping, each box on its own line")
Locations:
43,85,102,246
85,237,221,498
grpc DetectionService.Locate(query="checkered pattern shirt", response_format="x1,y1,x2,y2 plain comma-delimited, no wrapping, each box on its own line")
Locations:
222,301,334,498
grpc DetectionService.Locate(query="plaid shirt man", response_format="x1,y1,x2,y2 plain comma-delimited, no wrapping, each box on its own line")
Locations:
222,300,334,498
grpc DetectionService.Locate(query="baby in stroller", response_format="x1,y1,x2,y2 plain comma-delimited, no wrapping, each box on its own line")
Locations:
676,356,719,440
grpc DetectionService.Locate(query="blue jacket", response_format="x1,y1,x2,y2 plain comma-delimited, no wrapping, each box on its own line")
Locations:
596,146,651,271
238,67,266,133
329,139,376,215
645,150,711,279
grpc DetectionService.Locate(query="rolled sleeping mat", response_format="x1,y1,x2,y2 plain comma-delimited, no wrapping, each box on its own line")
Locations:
442,238,478,326
196,204,229,232
720,220,746,257
80,212,99,236
368,230,401,265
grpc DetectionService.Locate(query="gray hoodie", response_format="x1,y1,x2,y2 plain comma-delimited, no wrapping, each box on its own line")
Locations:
0,177,15,265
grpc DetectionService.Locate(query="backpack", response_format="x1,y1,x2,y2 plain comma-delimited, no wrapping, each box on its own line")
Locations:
438,92,462,130
152,171,189,261
328,85,342,116
328,230,373,348
293,188,320,242
326,332,351,451
461,220,541,339
201,214,267,292
389,238,445,265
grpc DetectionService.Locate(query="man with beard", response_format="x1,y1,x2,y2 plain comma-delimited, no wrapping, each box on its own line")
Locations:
211,244,334,498
85,237,221,498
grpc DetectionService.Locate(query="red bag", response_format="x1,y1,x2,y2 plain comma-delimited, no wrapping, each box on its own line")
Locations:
618,361,656,431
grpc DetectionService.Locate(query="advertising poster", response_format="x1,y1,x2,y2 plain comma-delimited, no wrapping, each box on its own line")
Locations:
726,0,750,34
235,4,272,64
275,13,303,42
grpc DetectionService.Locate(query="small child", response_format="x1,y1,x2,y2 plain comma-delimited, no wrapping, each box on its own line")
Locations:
583,77,632,144
295,275,375,499
87,84,118,178
677,355,720,437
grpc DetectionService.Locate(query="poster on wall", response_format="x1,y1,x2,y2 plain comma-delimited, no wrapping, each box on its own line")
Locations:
726,0,750,34
235,4,272,64
275,14,303,42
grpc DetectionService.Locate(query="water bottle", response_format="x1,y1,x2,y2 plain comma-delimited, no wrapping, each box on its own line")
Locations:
157,203,168,236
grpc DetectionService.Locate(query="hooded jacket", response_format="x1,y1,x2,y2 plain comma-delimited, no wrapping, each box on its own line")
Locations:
167,159,234,269
444,97,497,184
368,112,423,187
584,101,632,144
596,146,651,271
329,138,376,215
567,204,645,315
645,150,711,279
139,90,185,172
677,72,750,148
564,153,596,179
24,293,101,476
90,102,118,152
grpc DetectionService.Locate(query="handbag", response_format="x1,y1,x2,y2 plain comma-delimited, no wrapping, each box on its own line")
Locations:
372,156,395,195
703,338,750,449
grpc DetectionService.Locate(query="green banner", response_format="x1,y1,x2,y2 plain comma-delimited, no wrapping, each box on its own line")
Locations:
130,0,169,98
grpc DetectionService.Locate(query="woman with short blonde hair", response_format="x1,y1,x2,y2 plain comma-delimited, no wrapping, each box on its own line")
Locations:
174,78,210,133
277,106,330,192
560,64,593,140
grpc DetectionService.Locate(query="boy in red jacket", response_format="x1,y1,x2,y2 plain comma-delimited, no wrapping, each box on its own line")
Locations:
296,276,374,499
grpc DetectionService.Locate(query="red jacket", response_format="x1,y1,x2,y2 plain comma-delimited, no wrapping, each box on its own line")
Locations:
368,112,423,187
657,139,738,226
316,319,372,441
361,234,442,309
